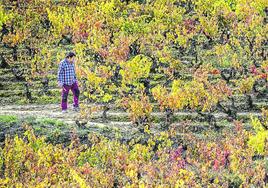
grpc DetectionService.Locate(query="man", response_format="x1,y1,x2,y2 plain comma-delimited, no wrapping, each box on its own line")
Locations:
57,51,80,113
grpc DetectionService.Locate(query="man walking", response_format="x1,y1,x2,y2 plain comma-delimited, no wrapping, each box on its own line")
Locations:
57,51,80,113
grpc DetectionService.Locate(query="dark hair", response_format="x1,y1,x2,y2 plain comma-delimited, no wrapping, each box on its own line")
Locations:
66,51,76,58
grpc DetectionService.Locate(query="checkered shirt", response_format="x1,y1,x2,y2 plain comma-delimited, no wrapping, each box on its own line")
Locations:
57,58,77,86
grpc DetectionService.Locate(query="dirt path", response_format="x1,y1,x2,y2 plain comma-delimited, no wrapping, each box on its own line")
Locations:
0,104,262,125
0,104,80,124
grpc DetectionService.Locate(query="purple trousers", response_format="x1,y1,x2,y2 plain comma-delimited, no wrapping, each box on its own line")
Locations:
61,81,80,110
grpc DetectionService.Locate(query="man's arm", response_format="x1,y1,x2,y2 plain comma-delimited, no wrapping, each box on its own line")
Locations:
73,63,77,81
57,61,64,87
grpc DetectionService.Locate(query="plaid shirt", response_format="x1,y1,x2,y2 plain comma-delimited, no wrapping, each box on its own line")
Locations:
57,58,77,86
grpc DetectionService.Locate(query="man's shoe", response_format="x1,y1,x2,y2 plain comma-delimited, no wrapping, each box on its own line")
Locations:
62,110,68,114
73,106,80,112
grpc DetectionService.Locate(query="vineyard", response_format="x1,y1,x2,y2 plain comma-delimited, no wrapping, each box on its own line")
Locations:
0,0,268,187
